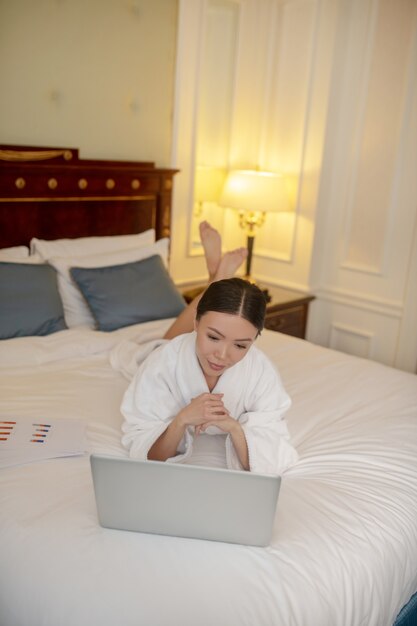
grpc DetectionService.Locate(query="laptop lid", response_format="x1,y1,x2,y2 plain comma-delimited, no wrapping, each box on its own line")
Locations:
90,454,281,547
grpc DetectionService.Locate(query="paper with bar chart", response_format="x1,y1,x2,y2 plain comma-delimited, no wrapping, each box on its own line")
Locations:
0,418,86,468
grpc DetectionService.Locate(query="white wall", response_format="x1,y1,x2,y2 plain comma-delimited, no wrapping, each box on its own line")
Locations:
0,0,178,164
170,0,417,372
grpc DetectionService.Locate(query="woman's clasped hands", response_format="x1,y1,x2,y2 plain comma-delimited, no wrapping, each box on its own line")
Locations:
177,393,238,437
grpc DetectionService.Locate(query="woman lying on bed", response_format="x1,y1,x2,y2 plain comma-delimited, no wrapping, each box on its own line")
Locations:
121,222,298,475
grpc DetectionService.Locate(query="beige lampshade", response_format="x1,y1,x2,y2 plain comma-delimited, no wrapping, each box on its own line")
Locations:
194,166,226,204
219,169,292,213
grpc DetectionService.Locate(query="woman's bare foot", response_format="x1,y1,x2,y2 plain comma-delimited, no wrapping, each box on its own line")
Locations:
213,248,248,281
199,221,222,280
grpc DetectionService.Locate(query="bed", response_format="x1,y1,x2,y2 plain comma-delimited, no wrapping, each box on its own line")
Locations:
0,145,416,626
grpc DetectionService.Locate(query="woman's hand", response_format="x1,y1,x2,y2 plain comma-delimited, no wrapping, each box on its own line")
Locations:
161,393,249,470
149,393,229,463
195,414,239,436
196,414,250,471
176,392,229,430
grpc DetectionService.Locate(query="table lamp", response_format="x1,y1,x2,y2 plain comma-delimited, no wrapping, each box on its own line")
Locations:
219,169,292,283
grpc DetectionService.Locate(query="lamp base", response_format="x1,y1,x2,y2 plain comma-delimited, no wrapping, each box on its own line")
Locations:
243,273,257,285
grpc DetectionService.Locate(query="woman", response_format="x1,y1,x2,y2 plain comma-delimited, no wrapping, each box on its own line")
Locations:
121,222,298,475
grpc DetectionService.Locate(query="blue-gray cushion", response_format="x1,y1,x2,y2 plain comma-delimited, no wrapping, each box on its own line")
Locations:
0,262,67,339
70,254,186,332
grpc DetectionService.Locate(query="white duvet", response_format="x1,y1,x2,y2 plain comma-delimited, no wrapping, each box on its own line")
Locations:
0,322,416,626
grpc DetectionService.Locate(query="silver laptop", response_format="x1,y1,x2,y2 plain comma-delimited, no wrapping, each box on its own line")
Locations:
90,454,281,546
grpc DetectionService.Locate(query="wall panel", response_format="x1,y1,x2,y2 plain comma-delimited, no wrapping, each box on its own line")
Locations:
342,0,415,274
308,0,417,370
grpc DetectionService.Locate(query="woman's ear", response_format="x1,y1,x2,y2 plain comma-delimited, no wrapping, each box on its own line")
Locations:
193,317,199,332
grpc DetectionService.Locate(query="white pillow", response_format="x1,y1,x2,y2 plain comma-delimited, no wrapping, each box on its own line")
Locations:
0,246,29,260
48,238,169,328
30,229,155,260
0,254,43,264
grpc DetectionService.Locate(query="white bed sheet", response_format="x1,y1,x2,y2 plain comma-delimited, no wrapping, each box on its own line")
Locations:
0,323,416,626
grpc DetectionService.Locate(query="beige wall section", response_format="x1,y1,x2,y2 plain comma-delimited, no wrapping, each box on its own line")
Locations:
0,0,178,164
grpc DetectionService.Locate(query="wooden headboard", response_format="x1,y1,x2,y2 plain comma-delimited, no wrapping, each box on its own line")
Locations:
0,145,178,248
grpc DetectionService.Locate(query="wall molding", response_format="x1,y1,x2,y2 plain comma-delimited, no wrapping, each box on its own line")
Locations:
340,0,380,271
288,0,322,266
315,285,403,318
255,274,311,294
329,322,375,359
255,245,293,263
339,260,383,276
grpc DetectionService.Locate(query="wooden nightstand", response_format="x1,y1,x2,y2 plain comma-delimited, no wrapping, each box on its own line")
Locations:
263,286,315,339
181,283,314,340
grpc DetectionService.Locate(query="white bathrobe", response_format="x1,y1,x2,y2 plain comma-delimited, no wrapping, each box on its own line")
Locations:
121,331,298,475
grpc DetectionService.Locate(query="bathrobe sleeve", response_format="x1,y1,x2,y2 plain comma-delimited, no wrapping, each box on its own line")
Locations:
225,347,298,476
120,338,193,460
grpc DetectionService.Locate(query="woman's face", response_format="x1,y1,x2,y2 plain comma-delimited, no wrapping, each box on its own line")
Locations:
194,311,258,383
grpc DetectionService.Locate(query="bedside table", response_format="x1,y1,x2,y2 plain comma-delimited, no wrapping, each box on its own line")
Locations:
181,283,314,340
263,285,315,339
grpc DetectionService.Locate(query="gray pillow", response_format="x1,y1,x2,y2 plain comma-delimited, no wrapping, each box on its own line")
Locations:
0,262,67,339
70,254,186,332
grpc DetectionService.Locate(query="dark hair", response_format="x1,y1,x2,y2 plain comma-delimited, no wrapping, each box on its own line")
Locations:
196,278,266,334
